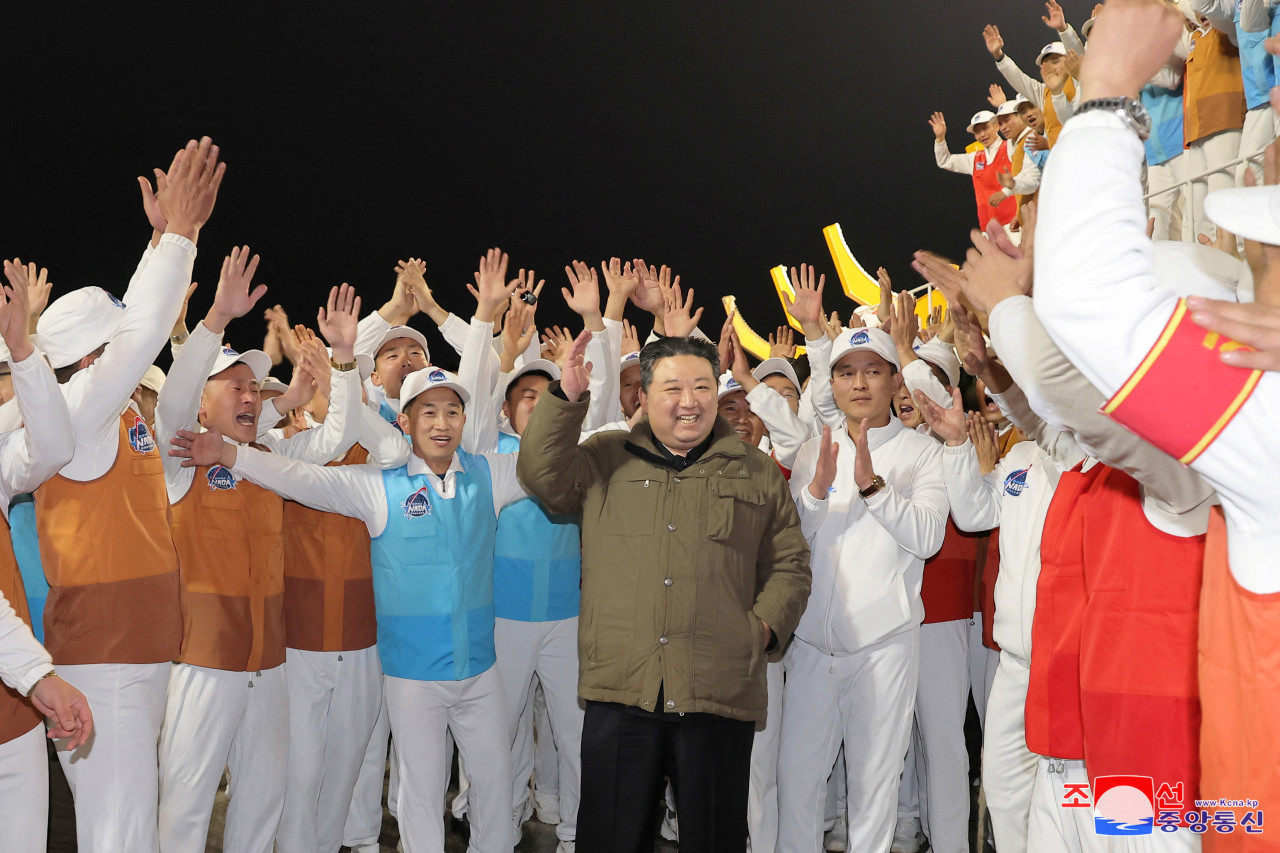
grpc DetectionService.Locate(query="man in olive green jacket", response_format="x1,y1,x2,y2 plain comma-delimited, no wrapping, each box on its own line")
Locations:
517,332,811,853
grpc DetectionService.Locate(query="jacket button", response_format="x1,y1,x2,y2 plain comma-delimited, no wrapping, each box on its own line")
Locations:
664,578,673,587
666,699,676,709
659,636,669,645
668,523,676,531
699,468,706,474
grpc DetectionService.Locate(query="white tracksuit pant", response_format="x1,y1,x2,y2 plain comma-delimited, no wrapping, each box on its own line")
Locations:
384,666,513,853
0,722,48,851
1147,153,1188,242
58,661,171,853
777,631,919,853
748,659,785,853
344,693,390,851
967,613,997,729
909,620,971,853
494,617,582,845
1240,106,1279,185
531,681,561,815
982,653,1037,853
277,645,383,853
158,663,288,853
1187,129,1243,241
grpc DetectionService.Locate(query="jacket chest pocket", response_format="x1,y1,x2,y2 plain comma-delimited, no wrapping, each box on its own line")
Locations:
706,478,767,543
598,476,660,537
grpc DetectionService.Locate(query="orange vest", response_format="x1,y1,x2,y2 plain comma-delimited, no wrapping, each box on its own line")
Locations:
283,444,377,653
1199,509,1280,851
1185,27,1247,146
1025,462,1098,759
1042,77,1076,147
921,518,981,624
0,514,43,745
1077,469,1203,799
972,144,1019,230
1009,134,1037,216
170,462,286,671
35,412,182,665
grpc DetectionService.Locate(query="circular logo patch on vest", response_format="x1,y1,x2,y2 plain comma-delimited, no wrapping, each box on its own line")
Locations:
206,464,237,491
129,415,156,454
1003,467,1030,497
403,486,433,518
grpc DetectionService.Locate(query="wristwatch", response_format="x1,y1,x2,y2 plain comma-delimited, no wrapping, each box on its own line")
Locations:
330,358,357,372
858,475,886,500
1075,97,1152,141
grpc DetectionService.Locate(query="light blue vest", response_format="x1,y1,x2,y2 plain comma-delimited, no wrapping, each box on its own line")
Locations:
372,452,497,681
1238,3,1279,110
378,400,411,443
9,495,46,644
494,432,581,622
1141,81,1186,166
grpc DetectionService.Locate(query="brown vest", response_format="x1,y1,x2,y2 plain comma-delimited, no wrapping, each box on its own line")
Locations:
170,461,286,671
0,513,44,744
283,444,377,652
35,412,182,664
1043,77,1076,146
1185,27,1247,145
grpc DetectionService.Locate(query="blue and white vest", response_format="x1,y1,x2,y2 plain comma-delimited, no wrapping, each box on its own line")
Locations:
494,432,581,622
372,452,497,681
8,496,45,644
1141,81,1186,166
1238,2,1279,110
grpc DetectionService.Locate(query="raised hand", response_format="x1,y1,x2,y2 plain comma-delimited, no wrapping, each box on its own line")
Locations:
24,262,51,335
1024,131,1050,152
1043,66,1068,95
890,291,920,365
961,228,1033,313
29,674,93,750
952,303,990,377
807,425,841,501
628,260,666,317
395,258,449,326
983,24,1005,60
781,264,826,340
911,251,967,305
1042,0,1067,32
541,325,575,369
170,426,235,469
928,111,948,142
204,246,265,334
0,260,37,361
728,328,754,385
969,413,1001,474
500,297,538,373
852,418,877,491
915,388,968,445
156,137,226,241
1063,48,1083,81
987,84,1008,108
661,281,703,338
468,247,520,323
293,330,333,401
1079,0,1185,101
602,257,640,322
317,283,361,361
718,314,735,374
563,261,603,329
621,318,641,356
171,282,198,345
560,329,594,403
137,166,170,237
264,304,299,365
768,325,796,358
876,267,894,331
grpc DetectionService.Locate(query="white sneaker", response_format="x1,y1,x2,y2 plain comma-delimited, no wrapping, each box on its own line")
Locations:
352,846,379,853
823,816,848,852
556,841,576,853
536,796,562,825
890,817,926,853
659,807,679,841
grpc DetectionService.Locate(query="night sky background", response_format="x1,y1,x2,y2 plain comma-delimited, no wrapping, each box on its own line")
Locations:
8,1,1077,369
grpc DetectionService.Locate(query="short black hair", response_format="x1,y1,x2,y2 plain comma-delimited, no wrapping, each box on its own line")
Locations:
504,369,553,405
639,336,720,391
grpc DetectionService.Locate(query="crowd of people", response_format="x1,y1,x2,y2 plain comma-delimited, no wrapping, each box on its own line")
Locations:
0,1,1278,853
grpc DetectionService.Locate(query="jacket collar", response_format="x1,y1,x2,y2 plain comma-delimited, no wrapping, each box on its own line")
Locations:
624,416,746,470
839,415,905,453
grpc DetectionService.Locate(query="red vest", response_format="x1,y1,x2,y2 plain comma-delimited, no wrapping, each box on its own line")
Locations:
972,145,1019,230
921,518,981,624
1078,469,1203,798
1025,463,1098,759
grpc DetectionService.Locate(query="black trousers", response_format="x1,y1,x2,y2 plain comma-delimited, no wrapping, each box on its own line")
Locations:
576,699,755,853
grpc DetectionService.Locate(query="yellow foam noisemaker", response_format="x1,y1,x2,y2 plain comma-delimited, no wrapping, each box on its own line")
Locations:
722,295,805,361
822,222,945,325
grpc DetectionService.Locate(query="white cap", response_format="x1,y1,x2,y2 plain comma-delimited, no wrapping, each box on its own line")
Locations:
620,351,641,370
828,327,900,374
1035,41,1067,64
139,365,166,394
1081,16,1098,39
1205,185,1280,249
373,325,430,363
853,304,883,329
208,345,272,382
751,357,801,392
400,366,470,408
504,358,561,393
967,110,998,133
324,346,375,381
259,376,290,395
913,338,962,388
718,372,748,400
995,95,1029,117
35,287,128,369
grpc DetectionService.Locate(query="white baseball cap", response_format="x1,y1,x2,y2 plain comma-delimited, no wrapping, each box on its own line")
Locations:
828,327,900,374
373,325,430,363
913,338,962,388
1081,16,1098,39
718,372,748,400
620,351,641,370
400,366,470,408
139,365,166,394
35,287,128,369
751,357,801,392
1205,184,1280,249
259,376,289,395
1036,42,1067,64
208,345,272,382
504,358,561,392
967,110,998,133
995,95,1029,117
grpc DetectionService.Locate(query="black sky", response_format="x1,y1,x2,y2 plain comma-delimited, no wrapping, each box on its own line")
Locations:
9,1,1070,368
